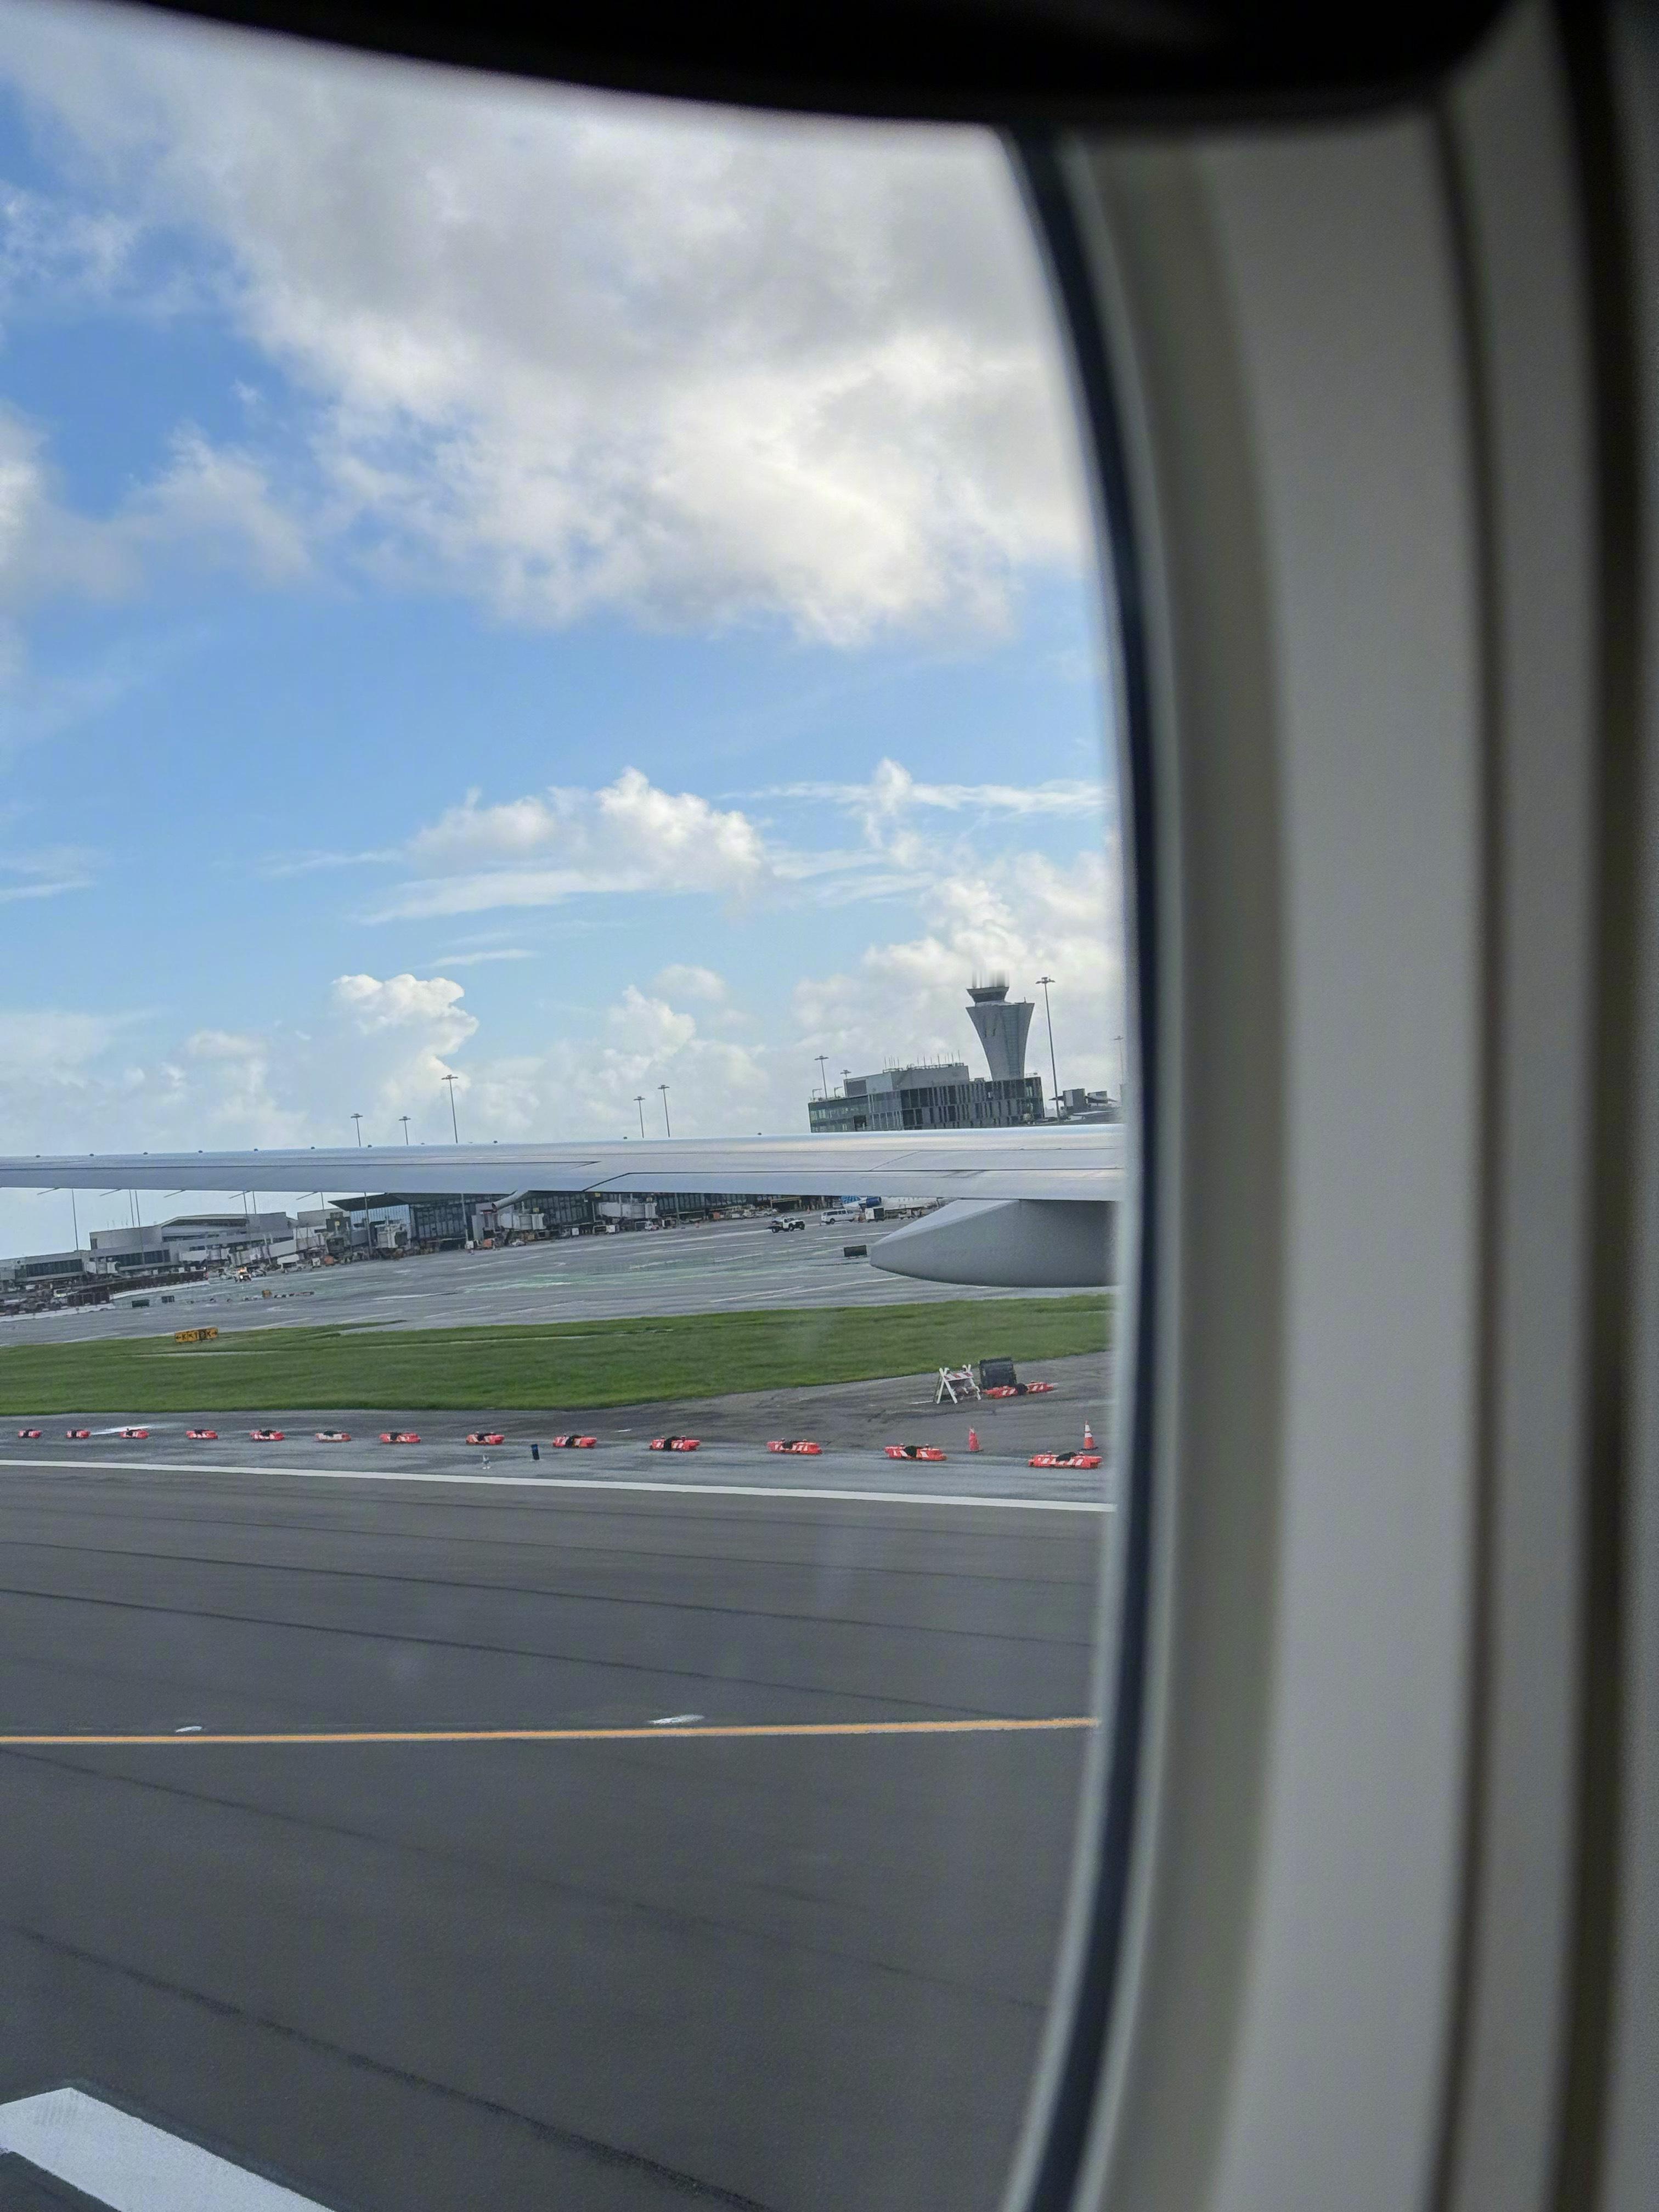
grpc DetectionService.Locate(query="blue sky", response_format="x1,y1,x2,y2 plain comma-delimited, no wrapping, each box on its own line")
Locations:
0,0,1119,1256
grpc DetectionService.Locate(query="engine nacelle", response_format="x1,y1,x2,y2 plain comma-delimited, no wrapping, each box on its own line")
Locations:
870,1198,1113,1290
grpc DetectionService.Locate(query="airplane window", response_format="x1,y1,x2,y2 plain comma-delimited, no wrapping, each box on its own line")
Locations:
0,5,1127,2207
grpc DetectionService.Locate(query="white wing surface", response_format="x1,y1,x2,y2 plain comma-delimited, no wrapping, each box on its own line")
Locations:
0,1128,1122,1205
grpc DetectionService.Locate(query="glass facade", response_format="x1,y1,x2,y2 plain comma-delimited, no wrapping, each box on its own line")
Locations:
809,1068,1045,1133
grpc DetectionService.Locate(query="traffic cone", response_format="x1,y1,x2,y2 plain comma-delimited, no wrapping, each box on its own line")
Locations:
967,1427,980,1453
1084,1420,1096,1451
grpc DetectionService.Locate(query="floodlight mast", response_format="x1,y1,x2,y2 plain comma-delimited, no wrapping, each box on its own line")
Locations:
1036,975,1060,1115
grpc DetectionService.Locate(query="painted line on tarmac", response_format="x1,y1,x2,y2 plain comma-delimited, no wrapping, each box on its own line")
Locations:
0,1716,1098,1748
0,1454,1109,1513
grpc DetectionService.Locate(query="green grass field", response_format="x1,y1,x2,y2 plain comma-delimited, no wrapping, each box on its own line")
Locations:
0,1296,1110,1413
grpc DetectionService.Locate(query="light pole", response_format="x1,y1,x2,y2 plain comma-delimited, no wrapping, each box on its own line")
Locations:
635,1094,646,1138
69,1187,80,1256
398,1115,411,1146
658,1084,672,1138
1036,975,1060,1116
351,1112,364,1148
1116,1034,1126,1094
442,1073,461,1143
815,1053,830,1098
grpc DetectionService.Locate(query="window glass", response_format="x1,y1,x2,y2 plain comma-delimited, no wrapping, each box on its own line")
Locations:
0,6,1127,2207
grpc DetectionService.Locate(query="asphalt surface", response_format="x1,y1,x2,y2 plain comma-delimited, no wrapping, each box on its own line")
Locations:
0,1216,1094,1347
4,1346,1109,1478
0,1443,1109,2210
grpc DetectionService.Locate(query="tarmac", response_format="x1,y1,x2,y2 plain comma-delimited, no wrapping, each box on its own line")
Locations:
3,1350,1109,1481
0,1215,1096,1347
0,1221,1117,2210
0,1449,1110,2212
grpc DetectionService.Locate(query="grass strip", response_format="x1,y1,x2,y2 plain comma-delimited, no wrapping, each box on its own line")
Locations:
0,1296,1110,1413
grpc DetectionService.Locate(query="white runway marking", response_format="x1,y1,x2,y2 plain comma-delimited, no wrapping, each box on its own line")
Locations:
0,1454,1109,1511
0,2085,330,2209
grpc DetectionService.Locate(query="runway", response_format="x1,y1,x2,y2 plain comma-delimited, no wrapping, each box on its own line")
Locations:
0,1449,1107,2210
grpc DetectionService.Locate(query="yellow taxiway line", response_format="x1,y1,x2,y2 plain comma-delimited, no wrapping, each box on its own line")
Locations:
0,1716,1097,1748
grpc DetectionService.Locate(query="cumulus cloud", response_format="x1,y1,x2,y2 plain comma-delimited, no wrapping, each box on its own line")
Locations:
131,429,308,582
326,970,482,1130
0,732,1121,1240
331,970,477,1049
0,2,1086,641
0,404,306,616
179,1024,311,1142
467,979,769,1141
184,1026,265,1059
368,767,771,920
0,1007,128,1080
792,850,1122,1094
653,963,726,1003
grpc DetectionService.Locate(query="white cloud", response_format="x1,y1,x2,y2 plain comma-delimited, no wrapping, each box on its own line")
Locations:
0,843,97,902
184,1026,264,1059
467,978,769,1141
653,963,726,1003
0,736,1121,1250
331,971,477,1051
608,984,696,1054
0,3,1086,641
179,1024,311,1142
326,970,481,1131
759,757,1108,827
429,946,534,968
0,1007,127,1079
370,767,770,920
132,428,308,582
0,177,139,324
0,404,306,617
792,850,1122,1095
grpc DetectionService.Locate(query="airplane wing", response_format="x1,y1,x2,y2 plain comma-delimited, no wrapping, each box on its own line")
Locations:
0,1128,1122,1288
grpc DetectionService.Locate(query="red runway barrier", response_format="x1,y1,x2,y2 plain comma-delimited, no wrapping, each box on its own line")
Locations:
547,1435,597,1449
650,1437,701,1452
884,1444,946,1462
767,1440,823,1455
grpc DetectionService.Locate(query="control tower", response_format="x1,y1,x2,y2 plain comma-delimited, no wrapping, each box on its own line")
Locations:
966,976,1035,1084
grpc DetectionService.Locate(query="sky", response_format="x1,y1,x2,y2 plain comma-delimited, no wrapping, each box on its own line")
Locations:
0,0,1120,1257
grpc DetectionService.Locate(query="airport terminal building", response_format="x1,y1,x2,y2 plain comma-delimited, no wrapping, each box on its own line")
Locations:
809,1062,1045,1134
809,977,1047,1133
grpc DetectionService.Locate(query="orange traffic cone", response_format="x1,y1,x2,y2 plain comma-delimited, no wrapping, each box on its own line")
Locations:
1084,1420,1096,1451
967,1427,980,1453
